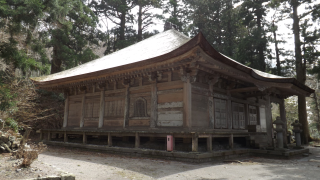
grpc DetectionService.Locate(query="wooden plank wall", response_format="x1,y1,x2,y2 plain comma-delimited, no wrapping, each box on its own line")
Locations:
128,86,152,127
64,69,271,131
157,81,184,127
191,83,210,127
67,96,82,127
104,90,125,127
83,93,100,127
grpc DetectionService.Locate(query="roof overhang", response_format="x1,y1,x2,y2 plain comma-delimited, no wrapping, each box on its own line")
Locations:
32,31,314,97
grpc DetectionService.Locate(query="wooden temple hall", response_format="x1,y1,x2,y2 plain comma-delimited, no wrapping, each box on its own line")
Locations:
32,29,314,153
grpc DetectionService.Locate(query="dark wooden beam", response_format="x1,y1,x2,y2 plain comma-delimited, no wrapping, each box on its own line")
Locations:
229,87,258,93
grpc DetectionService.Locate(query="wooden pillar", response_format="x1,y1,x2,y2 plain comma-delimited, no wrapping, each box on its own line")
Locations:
63,93,69,128
40,131,43,141
183,78,192,127
192,133,198,152
83,132,87,144
108,133,112,146
172,136,175,150
280,99,288,147
229,134,234,149
80,93,86,128
227,95,232,129
150,83,157,128
135,133,140,148
47,132,51,141
99,88,105,128
168,71,172,82
123,85,130,128
209,97,214,128
245,103,249,127
207,135,212,152
64,131,68,142
265,95,273,147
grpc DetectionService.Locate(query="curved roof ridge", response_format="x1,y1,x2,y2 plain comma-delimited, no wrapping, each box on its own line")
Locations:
32,29,191,82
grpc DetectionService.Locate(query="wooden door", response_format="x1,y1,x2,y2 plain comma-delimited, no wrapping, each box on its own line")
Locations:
214,98,227,129
249,106,257,125
232,102,245,129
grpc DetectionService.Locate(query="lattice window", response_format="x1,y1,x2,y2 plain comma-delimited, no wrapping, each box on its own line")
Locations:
249,105,258,125
232,102,245,129
134,97,147,117
214,98,227,129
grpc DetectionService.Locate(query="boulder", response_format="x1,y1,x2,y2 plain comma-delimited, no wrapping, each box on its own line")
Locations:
11,141,20,148
1,142,12,152
9,136,15,142
0,135,8,143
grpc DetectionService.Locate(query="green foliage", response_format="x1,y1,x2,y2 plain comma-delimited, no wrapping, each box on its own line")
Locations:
163,0,185,32
235,0,269,72
0,0,50,75
5,118,19,132
285,97,299,130
36,89,65,102
0,79,16,113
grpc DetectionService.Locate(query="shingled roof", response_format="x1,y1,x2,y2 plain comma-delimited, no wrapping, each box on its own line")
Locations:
32,29,190,82
31,29,314,95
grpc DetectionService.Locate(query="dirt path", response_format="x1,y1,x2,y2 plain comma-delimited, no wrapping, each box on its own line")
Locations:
1,146,320,180
35,146,320,180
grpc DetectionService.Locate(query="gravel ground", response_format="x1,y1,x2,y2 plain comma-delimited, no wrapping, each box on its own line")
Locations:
1,146,320,180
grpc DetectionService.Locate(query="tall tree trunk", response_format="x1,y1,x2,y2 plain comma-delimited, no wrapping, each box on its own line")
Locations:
292,0,309,143
137,5,142,42
312,89,320,135
216,1,221,49
225,0,233,57
120,12,126,41
50,45,62,74
272,22,281,75
256,5,265,72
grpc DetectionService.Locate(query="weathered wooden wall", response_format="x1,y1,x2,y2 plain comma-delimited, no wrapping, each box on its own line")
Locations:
157,81,184,127
191,83,209,127
64,68,273,135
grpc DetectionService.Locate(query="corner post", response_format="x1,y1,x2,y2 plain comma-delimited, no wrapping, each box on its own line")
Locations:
207,135,212,152
47,131,51,141
150,82,158,128
64,131,68,142
99,85,105,128
181,68,198,128
149,72,158,128
63,90,69,128
229,133,234,149
83,132,87,144
192,132,198,152
80,86,87,128
108,133,112,146
123,80,130,128
265,95,273,147
39,130,43,141
135,132,140,148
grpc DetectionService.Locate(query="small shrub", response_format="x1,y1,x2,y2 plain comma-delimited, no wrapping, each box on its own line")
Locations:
16,142,47,167
5,118,19,132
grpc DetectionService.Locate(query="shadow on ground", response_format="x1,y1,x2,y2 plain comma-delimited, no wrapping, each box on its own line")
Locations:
39,145,320,180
